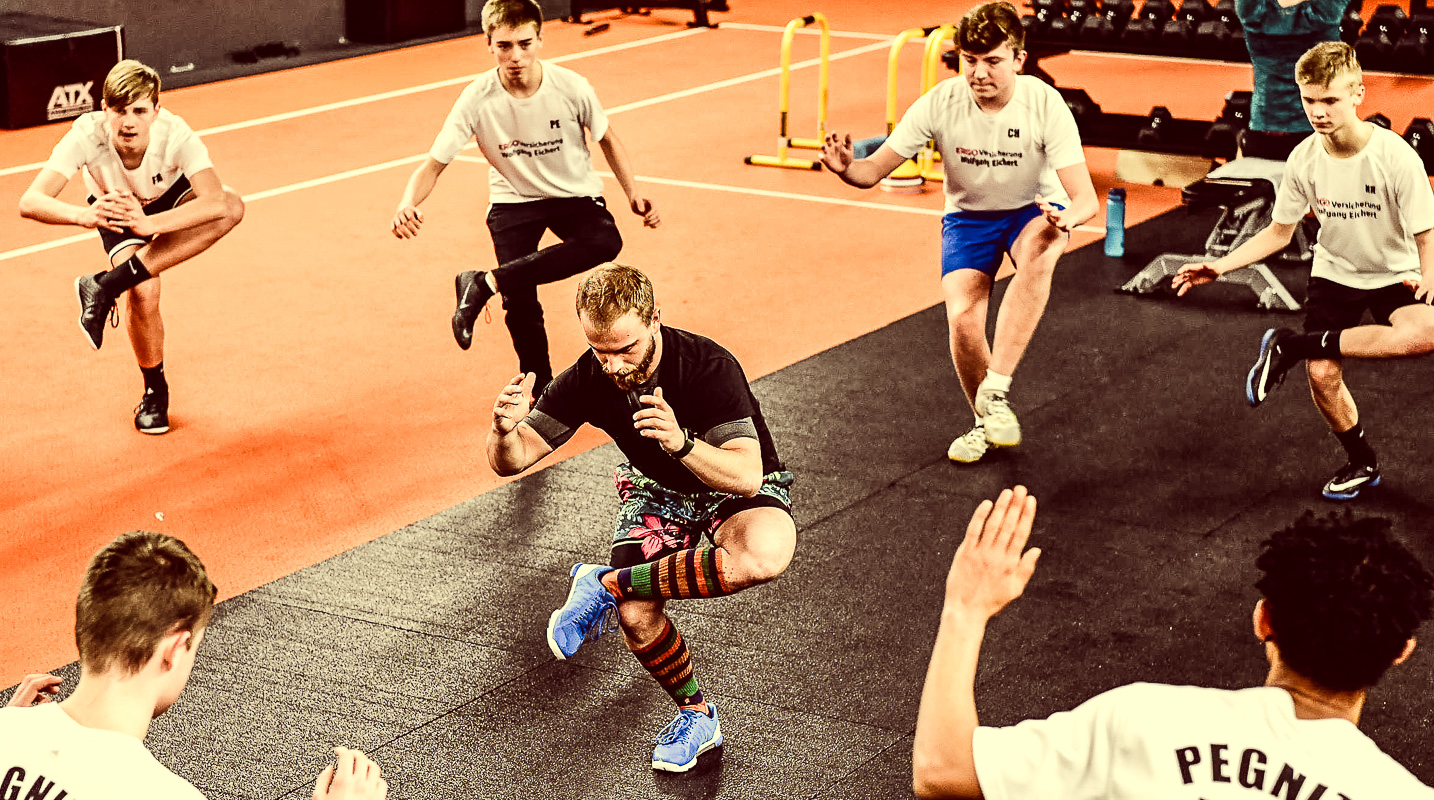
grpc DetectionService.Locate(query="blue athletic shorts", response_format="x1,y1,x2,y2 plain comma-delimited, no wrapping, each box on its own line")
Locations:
940,203,1053,277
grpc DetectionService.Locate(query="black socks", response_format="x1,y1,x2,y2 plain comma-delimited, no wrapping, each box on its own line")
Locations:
141,362,168,396
1334,422,1377,468
1285,330,1343,361
96,255,153,296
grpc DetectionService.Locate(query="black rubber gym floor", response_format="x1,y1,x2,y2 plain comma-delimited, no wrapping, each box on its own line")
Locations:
6,208,1432,798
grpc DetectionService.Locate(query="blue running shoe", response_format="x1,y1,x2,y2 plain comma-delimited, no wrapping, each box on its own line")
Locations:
1246,328,1298,408
652,703,723,773
546,563,618,659
1322,462,1380,501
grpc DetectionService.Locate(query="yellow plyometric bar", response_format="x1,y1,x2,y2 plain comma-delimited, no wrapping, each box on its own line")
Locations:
919,25,957,182
880,25,956,187
744,13,831,171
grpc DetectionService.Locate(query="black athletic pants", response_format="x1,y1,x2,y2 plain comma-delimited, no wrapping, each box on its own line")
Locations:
486,196,623,390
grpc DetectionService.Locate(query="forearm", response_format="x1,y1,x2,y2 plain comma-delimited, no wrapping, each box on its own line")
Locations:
398,160,443,210
18,191,87,226
145,194,229,235
486,426,537,476
598,134,641,202
1414,229,1434,281
1211,223,1295,274
834,158,890,189
677,439,763,497
1065,188,1099,229
912,606,988,800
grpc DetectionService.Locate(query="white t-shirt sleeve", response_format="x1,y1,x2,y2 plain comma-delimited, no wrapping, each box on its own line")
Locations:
972,685,1132,800
428,84,481,165
171,120,214,177
1040,87,1085,171
1392,144,1434,236
42,119,92,179
574,74,609,142
885,91,937,161
1272,152,1313,225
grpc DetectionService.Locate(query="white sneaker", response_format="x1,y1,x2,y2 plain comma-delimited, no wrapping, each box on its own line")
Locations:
976,390,1021,447
947,425,990,463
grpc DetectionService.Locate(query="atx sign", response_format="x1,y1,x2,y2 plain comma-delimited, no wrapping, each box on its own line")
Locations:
47,81,95,121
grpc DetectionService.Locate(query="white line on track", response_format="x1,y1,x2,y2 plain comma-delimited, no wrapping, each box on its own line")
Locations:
448,154,1107,234
717,22,894,41
2,33,905,262
0,26,712,178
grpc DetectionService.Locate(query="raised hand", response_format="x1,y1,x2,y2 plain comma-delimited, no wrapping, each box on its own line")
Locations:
493,372,537,435
944,486,1041,619
820,131,855,174
634,386,684,453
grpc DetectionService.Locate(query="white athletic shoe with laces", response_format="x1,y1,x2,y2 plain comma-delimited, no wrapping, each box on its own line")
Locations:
976,389,1021,448
947,424,990,463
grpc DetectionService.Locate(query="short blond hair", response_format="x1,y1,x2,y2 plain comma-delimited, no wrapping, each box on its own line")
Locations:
481,0,543,37
103,60,160,109
1296,41,1362,93
76,531,216,675
576,263,656,331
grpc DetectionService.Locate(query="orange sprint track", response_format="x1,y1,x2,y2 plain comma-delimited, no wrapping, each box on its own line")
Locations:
3,1,1432,685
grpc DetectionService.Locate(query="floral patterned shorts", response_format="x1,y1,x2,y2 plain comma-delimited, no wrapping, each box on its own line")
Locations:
609,462,795,570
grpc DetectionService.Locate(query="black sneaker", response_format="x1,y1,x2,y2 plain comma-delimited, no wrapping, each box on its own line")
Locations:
452,270,495,351
1246,327,1299,408
1322,462,1380,500
75,274,116,350
134,389,170,435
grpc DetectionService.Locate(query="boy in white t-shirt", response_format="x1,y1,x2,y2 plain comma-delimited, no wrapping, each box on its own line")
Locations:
911,486,1433,799
1174,42,1434,500
19,60,246,435
391,0,660,393
822,2,1097,465
1,531,388,800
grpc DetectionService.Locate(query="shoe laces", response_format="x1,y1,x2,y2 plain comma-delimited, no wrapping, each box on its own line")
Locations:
979,391,1015,423
656,708,703,746
576,592,619,644
108,301,119,329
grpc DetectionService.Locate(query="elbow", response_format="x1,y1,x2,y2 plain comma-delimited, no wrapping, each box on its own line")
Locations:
911,750,981,800
18,193,38,219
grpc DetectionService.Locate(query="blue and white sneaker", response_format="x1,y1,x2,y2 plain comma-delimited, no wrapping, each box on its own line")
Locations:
546,563,618,660
1246,328,1299,408
652,703,723,772
1322,462,1380,501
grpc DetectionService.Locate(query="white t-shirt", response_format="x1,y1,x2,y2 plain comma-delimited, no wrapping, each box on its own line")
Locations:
973,683,1432,800
0,703,205,799
885,74,1085,214
42,108,214,205
428,62,609,203
1273,126,1434,290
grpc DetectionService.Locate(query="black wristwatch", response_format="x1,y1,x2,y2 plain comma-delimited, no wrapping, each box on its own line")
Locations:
671,433,696,459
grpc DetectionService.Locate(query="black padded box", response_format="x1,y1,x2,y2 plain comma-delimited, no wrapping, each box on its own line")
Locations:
0,13,123,130
346,0,466,44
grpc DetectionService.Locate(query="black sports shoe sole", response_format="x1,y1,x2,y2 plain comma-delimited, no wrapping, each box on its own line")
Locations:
452,271,480,351
1245,328,1284,408
75,275,105,351
1323,473,1380,501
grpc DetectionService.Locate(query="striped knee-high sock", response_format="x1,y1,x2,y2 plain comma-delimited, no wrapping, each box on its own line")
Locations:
635,616,705,709
603,546,732,601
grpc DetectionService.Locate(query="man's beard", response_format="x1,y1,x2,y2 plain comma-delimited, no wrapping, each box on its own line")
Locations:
607,334,655,392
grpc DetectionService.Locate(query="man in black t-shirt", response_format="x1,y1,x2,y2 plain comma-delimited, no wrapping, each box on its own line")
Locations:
486,263,795,774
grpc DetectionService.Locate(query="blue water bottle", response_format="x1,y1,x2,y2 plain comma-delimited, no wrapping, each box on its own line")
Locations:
1104,187,1126,257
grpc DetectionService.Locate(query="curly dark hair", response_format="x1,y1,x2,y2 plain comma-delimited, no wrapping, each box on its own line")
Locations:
1256,511,1433,691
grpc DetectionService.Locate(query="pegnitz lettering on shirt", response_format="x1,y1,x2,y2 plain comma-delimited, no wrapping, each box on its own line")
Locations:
1174,742,1353,799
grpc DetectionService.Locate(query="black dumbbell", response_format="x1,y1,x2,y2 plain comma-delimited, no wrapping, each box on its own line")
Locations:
1137,106,1175,148
1365,112,1392,129
1162,18,1195,48
1356,5,1407,69
1405,117,1434,173
1392,11,1434,72
1179,0,1215,25
1059,87,1105,124
1122,16,1160,45
1205,90,1252,156
1103,0,1136,30
1342,0,1364,43
1080,13,1119,43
